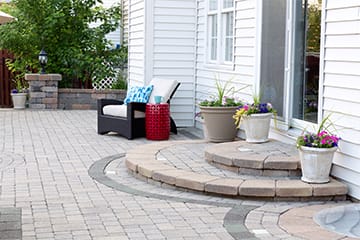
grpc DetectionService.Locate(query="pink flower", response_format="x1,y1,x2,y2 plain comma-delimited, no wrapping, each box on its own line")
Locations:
318,131,328,137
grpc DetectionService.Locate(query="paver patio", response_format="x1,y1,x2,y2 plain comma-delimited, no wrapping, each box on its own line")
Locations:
0,109,356,240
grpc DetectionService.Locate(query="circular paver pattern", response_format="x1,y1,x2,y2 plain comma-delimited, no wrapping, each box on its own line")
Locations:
314,204,360,238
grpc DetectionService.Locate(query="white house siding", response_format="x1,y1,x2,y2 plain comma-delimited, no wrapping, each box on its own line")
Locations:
322,0,360,198
150,0,197,126
127,0,146,86
122,0,129,43
194,0,258,128
125,0,197,126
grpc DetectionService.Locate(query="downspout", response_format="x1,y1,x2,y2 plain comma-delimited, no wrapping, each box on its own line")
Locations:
193,0,198,127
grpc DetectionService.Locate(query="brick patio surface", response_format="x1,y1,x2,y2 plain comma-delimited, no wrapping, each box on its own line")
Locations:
0,109,356,240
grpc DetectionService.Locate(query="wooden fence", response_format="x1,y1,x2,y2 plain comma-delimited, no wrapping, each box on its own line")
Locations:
0,50,13,107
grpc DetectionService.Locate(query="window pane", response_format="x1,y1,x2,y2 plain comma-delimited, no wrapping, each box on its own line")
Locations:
225,38,233,61
212,15,217,36
210,0,217,10
210,15,217,60
224,12,233,61
225,12,233,36
223,0,233,9
211,39,217,60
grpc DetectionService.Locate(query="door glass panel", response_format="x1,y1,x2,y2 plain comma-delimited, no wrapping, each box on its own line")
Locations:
292,0,321,123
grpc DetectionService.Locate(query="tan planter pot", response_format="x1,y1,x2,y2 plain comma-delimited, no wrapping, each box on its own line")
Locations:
199,106,238,143
299,146,337,183
11,92,27,109
242,112,272,143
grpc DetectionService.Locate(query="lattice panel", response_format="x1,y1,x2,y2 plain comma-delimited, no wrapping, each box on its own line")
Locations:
92,76,115,90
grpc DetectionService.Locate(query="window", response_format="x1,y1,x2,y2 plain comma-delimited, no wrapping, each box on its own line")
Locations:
207,0,234,64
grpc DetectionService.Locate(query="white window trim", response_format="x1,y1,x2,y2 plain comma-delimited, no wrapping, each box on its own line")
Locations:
205,0,235,69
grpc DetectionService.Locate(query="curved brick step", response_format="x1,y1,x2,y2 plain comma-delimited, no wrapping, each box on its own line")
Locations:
125,140,348,201
205,140,301,177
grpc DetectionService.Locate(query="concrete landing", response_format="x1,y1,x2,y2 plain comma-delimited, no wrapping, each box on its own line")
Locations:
125,140,348,201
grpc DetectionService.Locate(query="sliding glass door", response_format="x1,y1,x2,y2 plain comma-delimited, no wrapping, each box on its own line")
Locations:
292,0,322,123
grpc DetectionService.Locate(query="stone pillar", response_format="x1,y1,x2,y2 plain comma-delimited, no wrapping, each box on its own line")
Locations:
25,74,62,109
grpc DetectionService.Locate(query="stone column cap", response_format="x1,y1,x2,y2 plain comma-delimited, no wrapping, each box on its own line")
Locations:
25,73,62,81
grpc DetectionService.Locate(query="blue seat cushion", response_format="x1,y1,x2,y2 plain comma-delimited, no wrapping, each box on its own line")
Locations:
124,85,154,104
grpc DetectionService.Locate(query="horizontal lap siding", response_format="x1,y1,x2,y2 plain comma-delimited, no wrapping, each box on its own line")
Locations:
323,0,360,198
128,0,145,85
122,0,129,43
195,0,257,126
152,0,197,127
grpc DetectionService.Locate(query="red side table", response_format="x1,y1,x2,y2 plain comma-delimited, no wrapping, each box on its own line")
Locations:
146,103,170,140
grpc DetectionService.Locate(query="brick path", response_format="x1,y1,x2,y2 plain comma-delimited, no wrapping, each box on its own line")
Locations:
0,109,356,240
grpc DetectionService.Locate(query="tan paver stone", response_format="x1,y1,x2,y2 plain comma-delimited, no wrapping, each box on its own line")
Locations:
233,156,264,169
125,153,156,161
152,169,189,185
209,153,233,166
205,178,243,195
311,179,348,196
208,161,239,173
175,172,219,191
295,229,343,240
124,158,137,172
264,155,299,170
125,159,159,172
238,179,275,197
137,163,174,178
276,180,312,197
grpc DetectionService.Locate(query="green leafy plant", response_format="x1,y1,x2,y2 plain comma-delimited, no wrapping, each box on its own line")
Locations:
296,114,340,148
199,76,244,107
11,77,28,94
111,72,127,90
0,0,126,87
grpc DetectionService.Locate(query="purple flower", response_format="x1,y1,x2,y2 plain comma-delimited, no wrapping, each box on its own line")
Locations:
11,89,18,94
259,103,269,113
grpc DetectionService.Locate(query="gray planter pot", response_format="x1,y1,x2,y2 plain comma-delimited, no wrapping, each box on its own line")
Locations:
299,146,337,183
199,106,238,142
242,112,272,143
11,93,27,109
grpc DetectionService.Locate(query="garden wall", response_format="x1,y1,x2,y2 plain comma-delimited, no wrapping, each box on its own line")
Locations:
58,88,126,110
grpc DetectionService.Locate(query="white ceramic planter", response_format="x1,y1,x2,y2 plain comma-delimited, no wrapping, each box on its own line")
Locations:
11,93,27,109
199,106,238,143
299,146,337,183
242,112,272,143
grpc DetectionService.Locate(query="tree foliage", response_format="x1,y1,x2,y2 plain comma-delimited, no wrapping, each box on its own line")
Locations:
0,0,126,87
306,2,321,53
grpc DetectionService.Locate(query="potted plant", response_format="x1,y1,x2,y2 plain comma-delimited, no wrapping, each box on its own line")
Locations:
233,96,276,143
198,77,243,142
10,77,28,109
296,115,341,183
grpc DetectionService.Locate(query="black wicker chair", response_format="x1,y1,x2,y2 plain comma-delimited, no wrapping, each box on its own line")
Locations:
97,78,180,139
